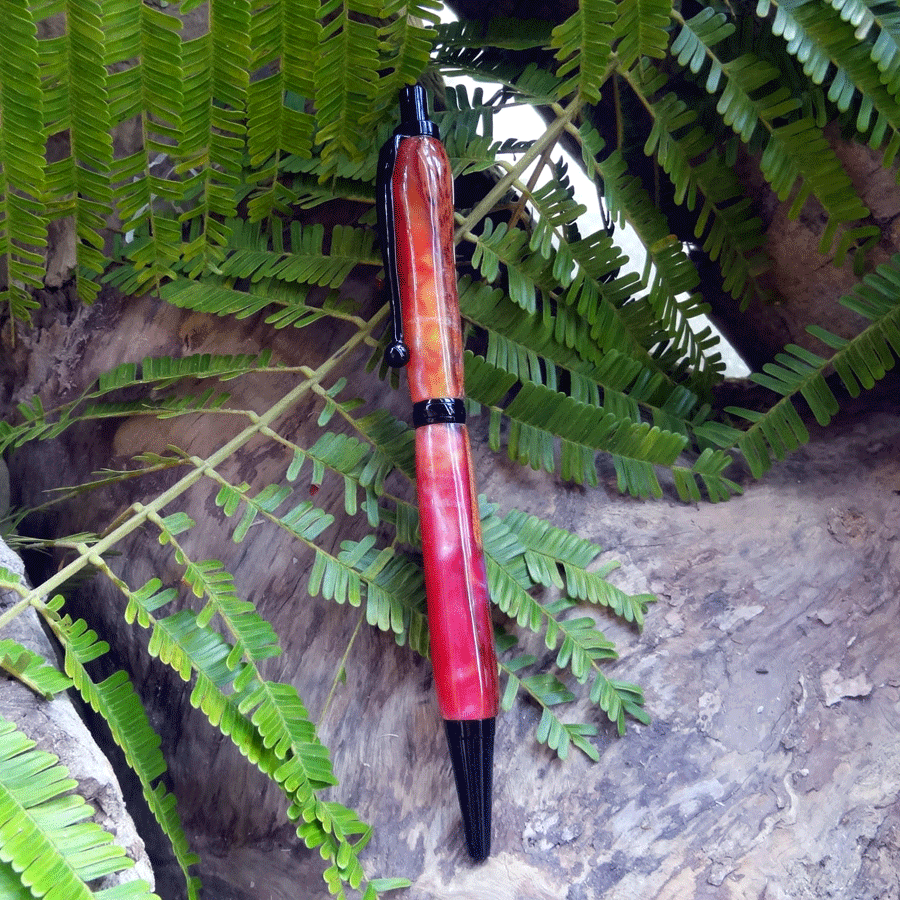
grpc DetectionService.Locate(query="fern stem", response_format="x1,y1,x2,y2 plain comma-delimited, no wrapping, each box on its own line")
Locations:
316,607,365,732
18,307,389,609
506,137,558,231
454,96,583,244
0,587,32,634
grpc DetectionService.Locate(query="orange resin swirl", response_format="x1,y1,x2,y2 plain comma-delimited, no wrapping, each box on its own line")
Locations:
391,136,463,403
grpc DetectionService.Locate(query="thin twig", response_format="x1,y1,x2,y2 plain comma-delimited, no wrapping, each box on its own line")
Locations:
316,608,366,734
453,96,583,245
506,137,558,232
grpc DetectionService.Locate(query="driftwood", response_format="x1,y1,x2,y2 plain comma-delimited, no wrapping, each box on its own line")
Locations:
4,284,899,899
0,537,156,892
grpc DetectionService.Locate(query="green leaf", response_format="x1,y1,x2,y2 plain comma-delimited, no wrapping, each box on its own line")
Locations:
0,715,159,900
0,640,72,698
52,614,200,900
314,0,381,167
0,0,46,321
614,0,673,70
551,0,616,102
726,253,900,477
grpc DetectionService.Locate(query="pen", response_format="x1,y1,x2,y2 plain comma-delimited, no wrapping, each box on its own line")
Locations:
376,84,499,862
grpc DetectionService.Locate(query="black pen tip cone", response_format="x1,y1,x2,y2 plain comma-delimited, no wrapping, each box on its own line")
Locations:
444,718,495,862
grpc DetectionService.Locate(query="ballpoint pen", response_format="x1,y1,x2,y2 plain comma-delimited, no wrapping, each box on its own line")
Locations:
376,84,499,862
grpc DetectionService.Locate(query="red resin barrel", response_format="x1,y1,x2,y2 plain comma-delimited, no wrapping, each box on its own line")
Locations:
416,423,498,720
391,135,499,721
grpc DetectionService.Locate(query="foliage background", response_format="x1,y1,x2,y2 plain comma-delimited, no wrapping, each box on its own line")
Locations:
0,0,899,897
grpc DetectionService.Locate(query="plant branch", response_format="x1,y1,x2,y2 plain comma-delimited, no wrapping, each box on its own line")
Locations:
453,96,583,244
316,608,365,733
18,307,389,610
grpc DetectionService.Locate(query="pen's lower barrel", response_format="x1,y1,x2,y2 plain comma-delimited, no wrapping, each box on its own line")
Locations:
415,423,499,721
416,422,498,860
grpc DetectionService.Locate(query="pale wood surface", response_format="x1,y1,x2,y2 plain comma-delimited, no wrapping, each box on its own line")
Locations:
5,287,900,899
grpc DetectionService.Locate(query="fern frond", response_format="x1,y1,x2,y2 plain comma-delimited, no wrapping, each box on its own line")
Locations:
278,429,386,524
79,389,231,423
431,88,529,178
180,555,282,664
0,639,72,698
154,218,376,325
109,2,185,294
577,126,726,391
483,516,649,736
177,0,253,273
244,0,318,220
0,715,158,900
520,671,587,759
466,352,689,490
501,509,655,627
368,0,441,123
500,644,644,754
97,351,273,392
45,610,201,900
1,351,272,445
223,219,378,287
670,6,735,75
761,0,900,171
434,47,563,103
434,16,552,52
854,0,900,96
465,220,569,315
119,574,380,899
568,230,691,374
497,640,600,759
463,276,726,488
212,475,335,545
461,275,592,385
314,0,382,167
0,0,45,322
613,0,672,71
551,0,616,102
463,234,711,422
667,14,870,256
467,206,694,388
633,69,770,308
205,467,426,644
328,404,416,483
62,0,117,301
529,163,589,253
726,253,900,477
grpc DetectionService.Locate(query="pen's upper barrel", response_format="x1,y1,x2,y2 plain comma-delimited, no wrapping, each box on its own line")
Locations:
390,129,461,403
378,83,440,369
378,84,461,401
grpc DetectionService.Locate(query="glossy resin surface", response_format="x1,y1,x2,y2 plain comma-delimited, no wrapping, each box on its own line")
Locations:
391,135,463,403
386,125,499,724
416,424,499,721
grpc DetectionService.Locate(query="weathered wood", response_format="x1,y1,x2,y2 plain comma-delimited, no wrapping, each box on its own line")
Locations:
0,538,156,893
5,285,900,899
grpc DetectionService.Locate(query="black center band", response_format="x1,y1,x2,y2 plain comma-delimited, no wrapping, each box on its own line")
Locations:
413,398,466,428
